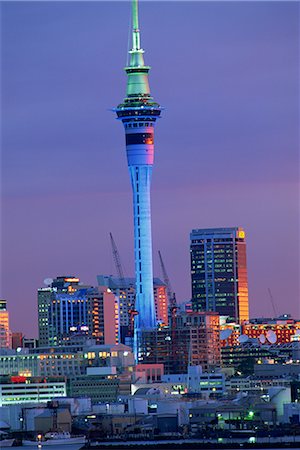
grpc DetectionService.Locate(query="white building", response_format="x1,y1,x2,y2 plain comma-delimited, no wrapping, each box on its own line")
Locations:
0,378,66,406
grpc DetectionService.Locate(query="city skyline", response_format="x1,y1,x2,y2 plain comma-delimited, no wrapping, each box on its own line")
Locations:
2,1,299,337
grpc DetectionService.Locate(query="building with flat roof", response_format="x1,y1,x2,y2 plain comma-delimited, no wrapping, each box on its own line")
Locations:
38,277,118,347
190,227,249,323
0,343,134,378
0,375,66,406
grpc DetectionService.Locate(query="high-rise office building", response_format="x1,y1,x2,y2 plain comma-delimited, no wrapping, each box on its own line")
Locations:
38,277,118,346
97,275,168,344
115,0,161,359
0,300,12,348
190,227,249,323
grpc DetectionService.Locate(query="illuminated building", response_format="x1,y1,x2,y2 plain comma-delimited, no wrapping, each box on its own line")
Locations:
0,375,66,406
97,276,168,344
115,0,162,360
242,317,300,345
0,343,134,378
219,322,241,348
0,300,12,348
87,287,119,345
190,227,249,323
139,311,221,374
38,277,118,346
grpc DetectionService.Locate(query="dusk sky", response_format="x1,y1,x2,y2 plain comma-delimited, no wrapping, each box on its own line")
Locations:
1,1,299,337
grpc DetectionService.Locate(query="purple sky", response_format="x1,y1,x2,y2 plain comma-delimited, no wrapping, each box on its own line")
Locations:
1,1,299,338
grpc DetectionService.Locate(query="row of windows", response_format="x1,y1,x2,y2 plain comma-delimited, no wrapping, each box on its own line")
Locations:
124,122,154,129
126,133,154,145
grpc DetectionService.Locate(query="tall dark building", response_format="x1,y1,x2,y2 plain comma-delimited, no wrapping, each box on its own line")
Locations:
190,227,249,323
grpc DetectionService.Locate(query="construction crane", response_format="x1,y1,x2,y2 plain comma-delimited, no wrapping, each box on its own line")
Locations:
110,232,126,284
268,288,277,318
158,250,177,308
109,232,136,340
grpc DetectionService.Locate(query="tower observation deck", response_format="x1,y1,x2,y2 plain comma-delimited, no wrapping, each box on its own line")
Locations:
115,0,161,361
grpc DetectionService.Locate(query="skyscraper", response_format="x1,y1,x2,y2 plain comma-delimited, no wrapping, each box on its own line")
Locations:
190,227,249,323
115,0,161,359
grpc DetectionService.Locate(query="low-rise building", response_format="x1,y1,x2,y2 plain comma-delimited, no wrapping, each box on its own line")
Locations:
67,375,119,404
0,343,134,378
0,376,66,406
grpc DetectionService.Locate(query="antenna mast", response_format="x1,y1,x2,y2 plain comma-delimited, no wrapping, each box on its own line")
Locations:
132,0,141,51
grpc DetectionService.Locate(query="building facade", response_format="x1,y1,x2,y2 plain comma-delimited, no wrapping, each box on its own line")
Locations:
38,277,118,346
0,300,12,348
0,375,66,406
115,0,162,360
97,276,168,344
190,227,249,323
139,312,221,374
0,343,134,378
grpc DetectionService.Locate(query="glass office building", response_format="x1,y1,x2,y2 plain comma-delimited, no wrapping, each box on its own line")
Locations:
190,227,249,323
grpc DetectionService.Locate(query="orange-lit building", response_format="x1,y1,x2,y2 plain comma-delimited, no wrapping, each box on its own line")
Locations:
0,300,11,348
87,287,119,345
154,284,168,327
219,316,300,347
242,319,300,345
190,227,249,323
220,322,241,347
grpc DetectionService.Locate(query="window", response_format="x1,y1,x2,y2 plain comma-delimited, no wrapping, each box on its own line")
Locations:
126,133,154,145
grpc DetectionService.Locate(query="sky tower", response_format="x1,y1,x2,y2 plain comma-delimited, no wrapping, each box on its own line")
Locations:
115,0,161,361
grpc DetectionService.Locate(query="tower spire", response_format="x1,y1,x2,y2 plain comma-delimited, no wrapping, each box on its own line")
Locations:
132,0,141,51
125,0,150,96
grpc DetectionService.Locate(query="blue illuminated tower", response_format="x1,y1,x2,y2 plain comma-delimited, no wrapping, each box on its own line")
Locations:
115,0,161,360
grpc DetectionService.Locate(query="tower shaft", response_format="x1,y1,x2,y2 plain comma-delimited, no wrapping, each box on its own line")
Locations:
115,0,161,361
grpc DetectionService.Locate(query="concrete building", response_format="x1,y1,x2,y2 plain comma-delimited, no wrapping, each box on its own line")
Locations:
0,376,66,406
67,375,120,404
0,343,134,378
190,228,249,323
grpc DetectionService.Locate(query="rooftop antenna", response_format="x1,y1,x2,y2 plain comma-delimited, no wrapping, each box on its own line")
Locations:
132,0,141,51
